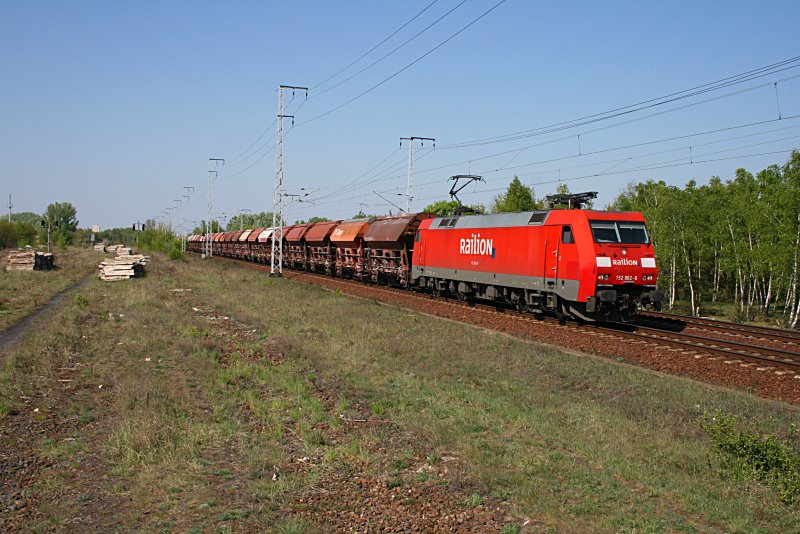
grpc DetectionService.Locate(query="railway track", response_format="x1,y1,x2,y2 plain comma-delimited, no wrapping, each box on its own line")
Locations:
214,257,800,380
638,310,800,346
588,323,800,374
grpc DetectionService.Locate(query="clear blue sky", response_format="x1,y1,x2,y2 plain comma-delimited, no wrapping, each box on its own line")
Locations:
2,0,799,230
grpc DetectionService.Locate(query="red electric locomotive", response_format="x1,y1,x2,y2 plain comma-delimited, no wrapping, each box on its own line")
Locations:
412,209,663,322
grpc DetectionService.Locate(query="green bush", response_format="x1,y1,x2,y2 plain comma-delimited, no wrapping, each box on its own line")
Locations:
137,228,183,260
701,410,800,504
167,240,183,260
0,221,35,248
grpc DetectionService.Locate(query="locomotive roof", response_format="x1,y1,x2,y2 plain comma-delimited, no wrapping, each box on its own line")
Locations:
428,209,643,229
430,211,551,229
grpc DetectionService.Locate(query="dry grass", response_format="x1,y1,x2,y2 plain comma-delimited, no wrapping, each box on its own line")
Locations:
0,246,102,330
184,256,800,533
1,253,798,533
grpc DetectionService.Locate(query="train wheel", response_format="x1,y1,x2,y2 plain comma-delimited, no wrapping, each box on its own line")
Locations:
516,301,530,313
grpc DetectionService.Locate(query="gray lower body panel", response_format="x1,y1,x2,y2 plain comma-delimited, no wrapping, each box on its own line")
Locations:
413,265,580,301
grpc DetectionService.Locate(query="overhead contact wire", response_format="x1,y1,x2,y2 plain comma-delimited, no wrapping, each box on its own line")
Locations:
296,0,508,126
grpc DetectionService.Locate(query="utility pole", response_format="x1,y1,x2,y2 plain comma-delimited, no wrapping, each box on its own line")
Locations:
7,194,11,222
400,137,435,213
182,186,193,252
173,199,182,241
238,209,251,230
206,158,225,258
272,84,308,276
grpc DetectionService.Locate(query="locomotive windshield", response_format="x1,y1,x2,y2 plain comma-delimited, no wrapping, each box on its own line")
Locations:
590,220,649,244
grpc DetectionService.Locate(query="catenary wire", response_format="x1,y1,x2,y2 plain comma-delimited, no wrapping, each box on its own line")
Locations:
311,0,469,99
296,0,508,127
438,55,800,148
311,0,441,91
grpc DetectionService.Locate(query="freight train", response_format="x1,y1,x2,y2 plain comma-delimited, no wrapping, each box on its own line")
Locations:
188,208,663,322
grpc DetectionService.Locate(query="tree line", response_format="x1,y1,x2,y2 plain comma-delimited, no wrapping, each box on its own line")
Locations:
610,151,800,326
1,202,79,249
7,152,798,327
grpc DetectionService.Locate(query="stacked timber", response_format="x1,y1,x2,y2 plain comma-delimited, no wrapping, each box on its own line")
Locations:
5,247,55,271
104,244,134,255
93,242,106,251
98,252,150,281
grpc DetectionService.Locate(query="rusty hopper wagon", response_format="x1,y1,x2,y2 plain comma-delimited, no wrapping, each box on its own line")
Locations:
284,224,313,270
237,229,253,258
363,213,433,287
246,228,265,261
304,221,341,275
330,219,371,279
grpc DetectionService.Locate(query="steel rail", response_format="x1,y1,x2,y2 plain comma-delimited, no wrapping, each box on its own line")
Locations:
639,311,800,344
585,324,800,373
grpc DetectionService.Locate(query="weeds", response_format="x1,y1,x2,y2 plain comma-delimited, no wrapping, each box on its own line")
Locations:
249,474,303,506
0,398,15,417
106,410,221,476
39,437,82,461
701,410,800,504
219,509,249,521
391,458,409,471
182,325,210,338
74,293,88,309
385,477,404,489
277,518,313,534
464,493,484,507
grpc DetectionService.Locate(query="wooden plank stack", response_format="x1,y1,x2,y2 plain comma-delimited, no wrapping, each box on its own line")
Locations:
98,250,150,281
5,247,55,271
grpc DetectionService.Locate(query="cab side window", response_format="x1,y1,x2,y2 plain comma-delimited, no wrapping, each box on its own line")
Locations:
561,225,574,244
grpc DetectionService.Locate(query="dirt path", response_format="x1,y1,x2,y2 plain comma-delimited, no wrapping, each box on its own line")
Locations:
0,275,93,358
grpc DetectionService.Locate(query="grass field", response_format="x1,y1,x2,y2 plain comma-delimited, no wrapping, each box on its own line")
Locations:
0,246,102,331
1,253,798,532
